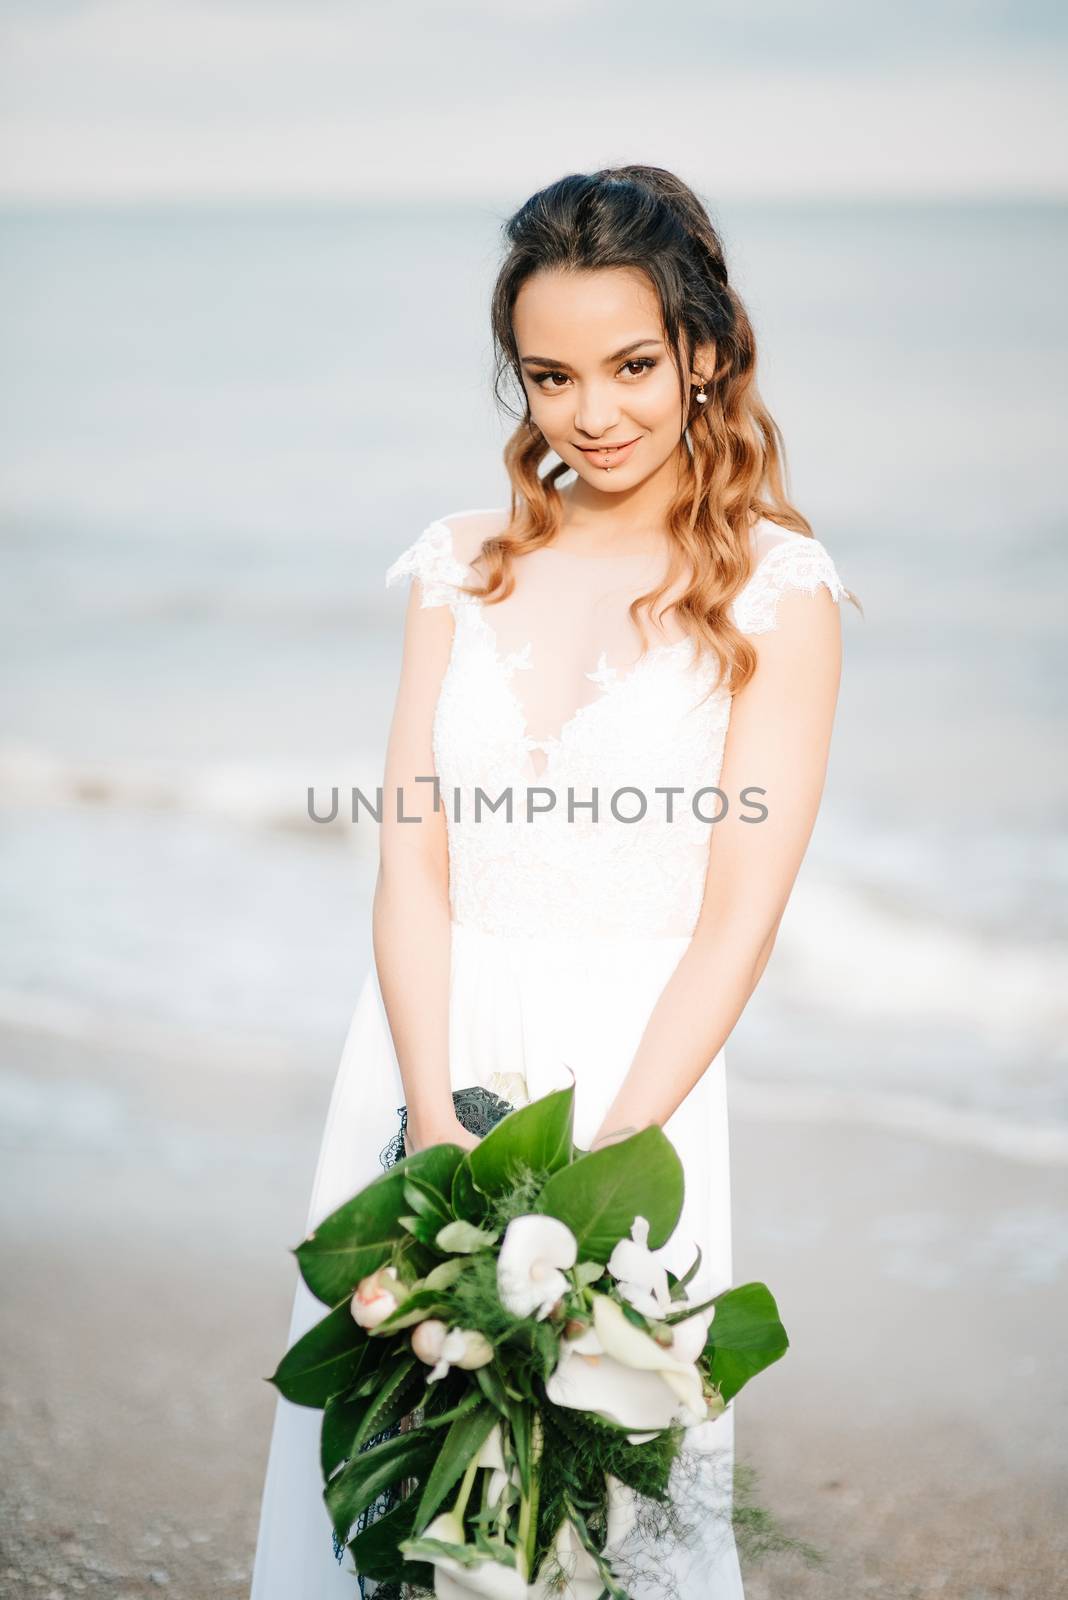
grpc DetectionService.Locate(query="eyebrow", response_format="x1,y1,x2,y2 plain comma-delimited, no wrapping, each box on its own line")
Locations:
519,338,664,370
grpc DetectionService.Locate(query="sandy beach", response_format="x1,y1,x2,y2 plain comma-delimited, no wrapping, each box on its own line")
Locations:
2,1017,1065,1600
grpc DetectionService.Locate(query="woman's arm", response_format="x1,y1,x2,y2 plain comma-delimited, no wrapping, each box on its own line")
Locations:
372,579,475,1153
590,582,843,1145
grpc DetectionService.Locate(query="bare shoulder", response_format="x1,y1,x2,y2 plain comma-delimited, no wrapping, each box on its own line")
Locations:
436,506,513,570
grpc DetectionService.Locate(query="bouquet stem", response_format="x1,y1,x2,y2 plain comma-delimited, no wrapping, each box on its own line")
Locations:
452,1448,483,1524
517,1409,544,1579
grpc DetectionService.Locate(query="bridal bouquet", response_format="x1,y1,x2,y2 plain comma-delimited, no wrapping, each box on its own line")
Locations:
268,1085,787,1598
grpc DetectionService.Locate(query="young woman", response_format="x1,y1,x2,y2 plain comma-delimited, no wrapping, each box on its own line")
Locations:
250,164,856,1599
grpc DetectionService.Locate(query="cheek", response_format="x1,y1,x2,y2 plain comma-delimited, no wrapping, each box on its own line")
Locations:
641,373,685,427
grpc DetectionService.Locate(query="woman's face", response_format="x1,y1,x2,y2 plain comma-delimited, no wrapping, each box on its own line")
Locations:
513,266,705,492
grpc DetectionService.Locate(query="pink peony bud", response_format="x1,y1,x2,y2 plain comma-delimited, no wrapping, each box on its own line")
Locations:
350,1266,402,1330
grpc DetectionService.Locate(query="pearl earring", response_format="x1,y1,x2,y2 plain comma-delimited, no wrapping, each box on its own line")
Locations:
695,384,708,404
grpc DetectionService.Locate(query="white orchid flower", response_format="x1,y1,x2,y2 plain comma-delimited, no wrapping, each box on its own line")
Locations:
496,1215,577,1320
421,1511,528,1600
606,1215,672,1319
666,1301,715,1366
350,1265,404,1329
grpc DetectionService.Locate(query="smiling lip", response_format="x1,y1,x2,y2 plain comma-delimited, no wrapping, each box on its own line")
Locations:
577,437,641,464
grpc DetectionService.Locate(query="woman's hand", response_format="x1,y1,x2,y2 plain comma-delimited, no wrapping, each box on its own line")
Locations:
404,1113,481,1157
586,1122,640,1153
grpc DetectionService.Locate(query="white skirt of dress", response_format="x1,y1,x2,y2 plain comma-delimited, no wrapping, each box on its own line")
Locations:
249,920,743,1599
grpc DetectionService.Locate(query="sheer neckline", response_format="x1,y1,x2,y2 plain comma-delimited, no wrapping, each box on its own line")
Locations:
430,516,700,781
465,601,697,781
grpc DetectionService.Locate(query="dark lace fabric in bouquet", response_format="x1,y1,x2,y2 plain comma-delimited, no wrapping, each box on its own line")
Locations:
334,1086,516,1597
376,1085,516,1169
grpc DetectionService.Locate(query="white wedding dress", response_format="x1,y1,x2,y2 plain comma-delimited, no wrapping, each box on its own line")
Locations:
249,507,846,1600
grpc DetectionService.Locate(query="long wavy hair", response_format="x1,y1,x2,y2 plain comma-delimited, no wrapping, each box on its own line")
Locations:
456,164,859,696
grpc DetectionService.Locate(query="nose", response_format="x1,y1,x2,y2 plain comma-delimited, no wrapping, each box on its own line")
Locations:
573,381,622,439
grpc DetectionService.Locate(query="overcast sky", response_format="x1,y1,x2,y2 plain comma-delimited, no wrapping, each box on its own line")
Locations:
1,0,1065,202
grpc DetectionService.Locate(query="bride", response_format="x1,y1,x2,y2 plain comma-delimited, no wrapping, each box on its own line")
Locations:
250,163,854,1599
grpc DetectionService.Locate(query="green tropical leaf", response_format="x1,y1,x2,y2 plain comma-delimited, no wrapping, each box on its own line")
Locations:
436,1219,499,1253
529,1320,559,1380
346,1496,431,1587
371,1286,452,1334
319,1334,397,1472
395,1230,439,1279
474,1362,509,1415
705,1282,789,1403
413,1401,499,1533
321,1387,371,1479
267,1301,368,1408
296,1143,463,1305
418,1386,485,1430
399,1212,449,1248
324,1427,438,1546
467,1088,575,1194
352,1355,423,1451
452,1157,491,1221
505,1396,533,1497
670,1243,703,1298
423,1256,471,1290
403,1177,453,1228
534,1127,684,1260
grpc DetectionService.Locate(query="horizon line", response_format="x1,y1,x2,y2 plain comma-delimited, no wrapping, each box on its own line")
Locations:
0,187,1065,211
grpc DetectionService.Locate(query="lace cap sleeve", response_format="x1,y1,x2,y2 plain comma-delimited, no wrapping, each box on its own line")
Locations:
384,517,471,610
731,533,846,636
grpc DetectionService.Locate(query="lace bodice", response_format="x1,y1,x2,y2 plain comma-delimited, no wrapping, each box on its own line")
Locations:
385,508,846,940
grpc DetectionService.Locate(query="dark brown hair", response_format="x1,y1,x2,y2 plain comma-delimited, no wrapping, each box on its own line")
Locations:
459,164,858,694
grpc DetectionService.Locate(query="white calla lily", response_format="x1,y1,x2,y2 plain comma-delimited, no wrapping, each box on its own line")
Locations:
545,1292,709,1435
607,1215,672,1318
421,1511,528,1600
496,1214,577,1320
476,1421,520,1510
530,1515,603,1600
604,1472,639,1552
475,1421,507,1472
594,1293,707,1419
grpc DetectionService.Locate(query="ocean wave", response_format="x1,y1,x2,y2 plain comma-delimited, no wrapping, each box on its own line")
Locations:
730,1076,1068,1168
0,987,314,1075
0,742,381,849
773,876,1067,1044
2,982,1063,1167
